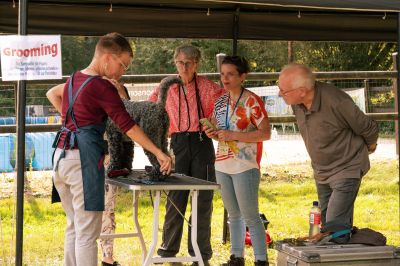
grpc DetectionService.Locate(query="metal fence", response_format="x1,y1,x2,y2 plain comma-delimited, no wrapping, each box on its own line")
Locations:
0,70,397,120
0,71,397,173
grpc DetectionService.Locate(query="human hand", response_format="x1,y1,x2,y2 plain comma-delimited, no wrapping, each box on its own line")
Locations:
199,118,218,139
216,130,235,141
203,125,218,139
367,143,377,154
103,77,128,99
156,151,172,175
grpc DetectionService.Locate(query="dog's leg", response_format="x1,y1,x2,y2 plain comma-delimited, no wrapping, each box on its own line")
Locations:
121,140,134,171
106,127,124,173
143,150,163,181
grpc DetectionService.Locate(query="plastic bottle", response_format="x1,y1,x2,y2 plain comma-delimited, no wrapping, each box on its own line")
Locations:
308,201,321,240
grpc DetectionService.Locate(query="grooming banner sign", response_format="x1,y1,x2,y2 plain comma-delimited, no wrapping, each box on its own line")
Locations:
0,35,62,81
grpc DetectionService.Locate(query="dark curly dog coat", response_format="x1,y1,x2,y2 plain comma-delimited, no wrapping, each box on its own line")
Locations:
106,76,182,180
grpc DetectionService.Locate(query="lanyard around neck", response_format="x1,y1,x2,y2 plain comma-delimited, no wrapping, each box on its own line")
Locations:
178,74,204,133
225,88,244,129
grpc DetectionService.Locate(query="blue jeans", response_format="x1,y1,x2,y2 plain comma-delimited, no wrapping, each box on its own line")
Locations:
316,178,361,243
216,168,267,261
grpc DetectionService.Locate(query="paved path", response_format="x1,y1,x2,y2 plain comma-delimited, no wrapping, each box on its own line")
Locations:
262,135,397,166
132,135,398,169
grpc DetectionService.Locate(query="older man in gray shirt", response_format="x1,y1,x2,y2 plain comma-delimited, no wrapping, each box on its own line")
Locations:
278,63,379,243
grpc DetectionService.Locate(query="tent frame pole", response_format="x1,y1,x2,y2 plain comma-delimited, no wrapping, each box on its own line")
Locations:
15,1,28,265
232,7,239,56
396,12,400,214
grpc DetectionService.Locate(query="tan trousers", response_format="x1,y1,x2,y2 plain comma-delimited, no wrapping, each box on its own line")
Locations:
53,149,103,266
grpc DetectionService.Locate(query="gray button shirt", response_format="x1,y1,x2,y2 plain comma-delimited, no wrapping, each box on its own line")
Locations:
292,82,379,183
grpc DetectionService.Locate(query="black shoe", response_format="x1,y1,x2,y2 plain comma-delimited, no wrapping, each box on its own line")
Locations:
221,255,245,266
102,261,121,266
254,261,268,266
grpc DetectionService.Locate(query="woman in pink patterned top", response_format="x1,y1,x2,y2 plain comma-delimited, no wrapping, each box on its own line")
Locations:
148,45,224,265
203,56,271,266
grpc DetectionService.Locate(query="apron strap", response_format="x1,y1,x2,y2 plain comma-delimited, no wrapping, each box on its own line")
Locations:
53,73,98,170
65,73,98,148
53,131,70,171
64,73,98,129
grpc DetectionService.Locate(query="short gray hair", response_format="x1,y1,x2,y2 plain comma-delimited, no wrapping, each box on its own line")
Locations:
281,63,315,90
174,44,201,62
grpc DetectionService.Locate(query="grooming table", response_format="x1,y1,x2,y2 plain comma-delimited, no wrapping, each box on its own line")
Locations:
100,170,220,266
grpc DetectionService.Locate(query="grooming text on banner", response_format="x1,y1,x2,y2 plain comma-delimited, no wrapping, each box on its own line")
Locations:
0,35,62,81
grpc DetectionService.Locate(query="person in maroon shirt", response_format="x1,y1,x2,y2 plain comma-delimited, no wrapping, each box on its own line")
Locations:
47,32,171,266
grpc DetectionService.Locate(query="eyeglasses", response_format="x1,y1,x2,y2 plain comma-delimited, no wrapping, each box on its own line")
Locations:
175,60,196,68
278,87,299,97
112,54,130,71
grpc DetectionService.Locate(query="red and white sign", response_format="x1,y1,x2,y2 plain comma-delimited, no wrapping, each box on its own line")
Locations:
0,35,62,81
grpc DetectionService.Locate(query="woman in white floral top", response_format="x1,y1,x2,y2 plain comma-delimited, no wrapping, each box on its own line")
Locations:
203,56,271,266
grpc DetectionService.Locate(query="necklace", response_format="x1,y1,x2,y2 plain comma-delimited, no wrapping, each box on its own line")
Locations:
225,87,244,129
177,74,204,141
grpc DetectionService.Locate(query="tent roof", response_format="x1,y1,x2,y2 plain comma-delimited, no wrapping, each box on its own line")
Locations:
0,0,399,41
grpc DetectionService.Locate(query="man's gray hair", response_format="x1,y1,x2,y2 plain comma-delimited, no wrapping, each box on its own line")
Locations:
281,63,315,90
174,44,201,62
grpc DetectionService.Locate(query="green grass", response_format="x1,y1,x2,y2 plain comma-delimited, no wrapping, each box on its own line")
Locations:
0,159,398,265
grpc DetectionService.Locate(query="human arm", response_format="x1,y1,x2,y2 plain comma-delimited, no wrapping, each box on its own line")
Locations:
367,143,377,154
125,125,171,174
336,98,379,153
148,85,160,103
46,83,65,113
216,116,271,142
103,78,130,100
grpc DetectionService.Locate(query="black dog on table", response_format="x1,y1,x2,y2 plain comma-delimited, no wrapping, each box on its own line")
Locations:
105,76,182,180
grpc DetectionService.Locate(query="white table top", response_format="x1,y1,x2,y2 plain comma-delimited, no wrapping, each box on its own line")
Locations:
105,170,220,191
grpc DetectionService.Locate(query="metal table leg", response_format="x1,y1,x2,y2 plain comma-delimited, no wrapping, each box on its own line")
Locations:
191,190,204,266
99,190,147,263
143,190,161,266
132,190,147,263
142,189,204,266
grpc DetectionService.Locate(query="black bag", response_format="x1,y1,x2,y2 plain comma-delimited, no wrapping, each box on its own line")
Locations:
349,227,387,246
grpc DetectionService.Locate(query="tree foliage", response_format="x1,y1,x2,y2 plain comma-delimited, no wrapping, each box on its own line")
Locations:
58,36,397,74
292,42,396,71
61,36,98,75
0,36,397,123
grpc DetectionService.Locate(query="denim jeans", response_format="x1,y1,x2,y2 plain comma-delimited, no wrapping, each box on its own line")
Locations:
216,168,267,262
316,178,361,242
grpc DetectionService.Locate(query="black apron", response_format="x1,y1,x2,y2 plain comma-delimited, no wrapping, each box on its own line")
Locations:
52,73,107,211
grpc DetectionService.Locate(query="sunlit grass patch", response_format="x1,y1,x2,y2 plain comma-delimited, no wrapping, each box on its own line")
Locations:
0,159,398,265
